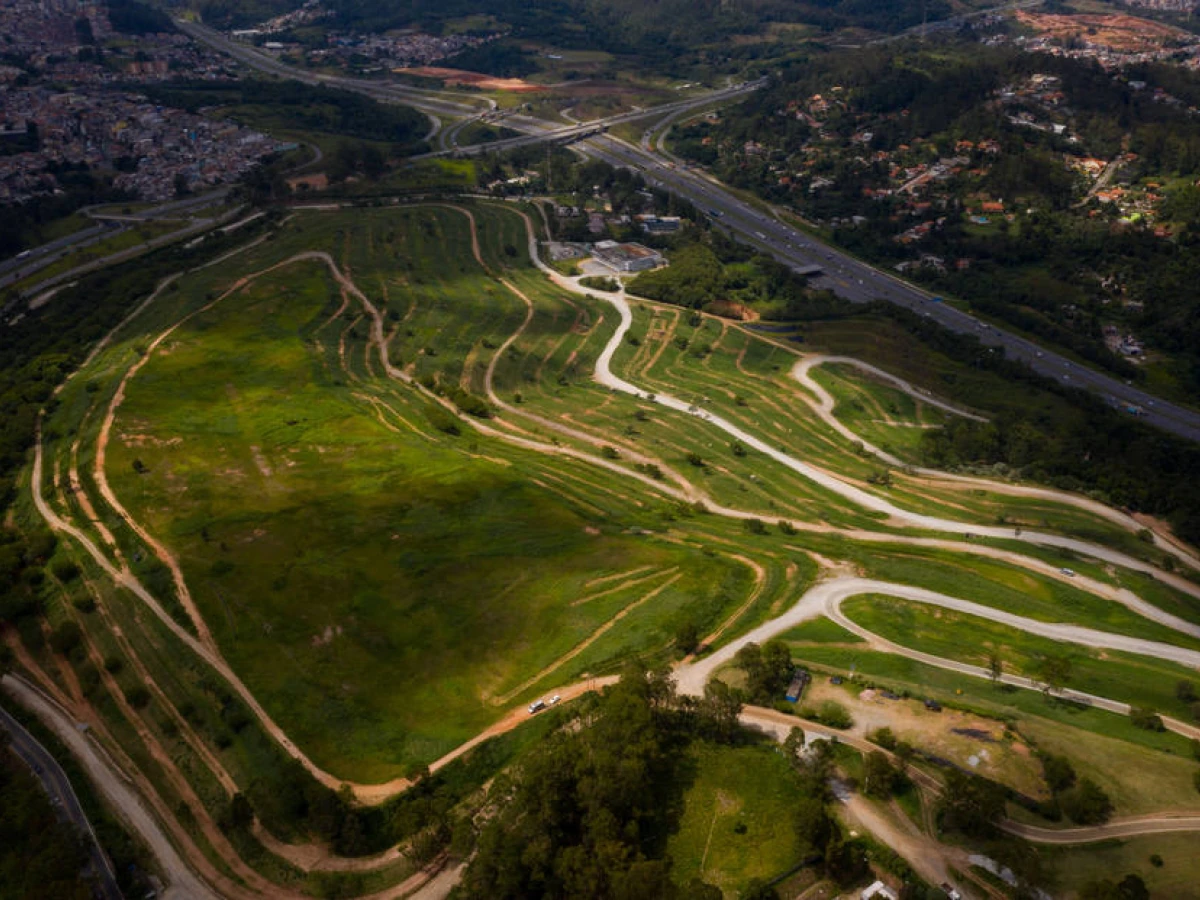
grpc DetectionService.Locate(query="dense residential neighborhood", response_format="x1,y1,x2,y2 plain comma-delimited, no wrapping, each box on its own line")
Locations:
0,0,275,202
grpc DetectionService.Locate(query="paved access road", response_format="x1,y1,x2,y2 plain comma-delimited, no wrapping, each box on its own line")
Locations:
2,674,221,900
1,190,231,295
0,701,123,900
179,14,1200,444
575,133,1200,443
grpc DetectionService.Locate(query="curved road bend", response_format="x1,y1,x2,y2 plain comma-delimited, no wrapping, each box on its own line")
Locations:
175,8,1200,442
585,283,1200,587
790,354,1200,569
675,576,1200,698
576,132,1200,443
1,190,231,293
0,700,124,900
2,674,220,900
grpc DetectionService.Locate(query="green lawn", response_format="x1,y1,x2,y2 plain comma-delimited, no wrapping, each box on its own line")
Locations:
667,743,816,897
99,205,754,780
1045,833,1200,899
841,594,1200,722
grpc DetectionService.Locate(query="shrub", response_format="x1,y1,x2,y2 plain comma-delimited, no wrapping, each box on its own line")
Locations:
817,700,853,729
124,685,151,709
868,727,897,750
1060,778,1113,825
1040,752,1076,793
72,595,96,614
51,559,81,583
1129,707,1165,732
49,621,82,656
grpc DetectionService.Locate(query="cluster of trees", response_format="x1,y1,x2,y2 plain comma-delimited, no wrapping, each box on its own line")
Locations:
732,640,795,704
681,42,1200,397
628,235,823,318
139,80,428,152
201,0,964,74
106,0,176,35
455,667,723,899
1036,752,1113,825
0,740,93,900
454,666,841,899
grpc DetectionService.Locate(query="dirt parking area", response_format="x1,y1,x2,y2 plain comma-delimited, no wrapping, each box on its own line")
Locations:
804,679,1047,800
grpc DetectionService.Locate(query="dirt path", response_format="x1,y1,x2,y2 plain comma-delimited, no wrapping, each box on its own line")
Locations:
30,202,1200,879
1003,812,1200,844
791,355,1200,572
2,673,227,900
678,574,1200,740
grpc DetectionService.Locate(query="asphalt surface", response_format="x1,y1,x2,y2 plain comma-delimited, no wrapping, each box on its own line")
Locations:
0,701,124,900
1,190,230,293
574,132,1200,443
417,79,768,158
174,15,1200,443
176,19,484,120
3,674,221,900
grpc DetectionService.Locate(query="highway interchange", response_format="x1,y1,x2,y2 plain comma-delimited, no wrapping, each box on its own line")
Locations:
174,18,1200,444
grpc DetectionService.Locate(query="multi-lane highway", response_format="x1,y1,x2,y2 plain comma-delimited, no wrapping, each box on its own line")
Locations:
91,17,1200,443
418,79,768,157
0,702,123,900
176,19,485,124
1,189,230,293
572,133,1200,442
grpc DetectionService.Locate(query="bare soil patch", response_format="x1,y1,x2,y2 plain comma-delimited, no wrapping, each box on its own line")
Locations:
1016,11,1190,52
397,66,544,92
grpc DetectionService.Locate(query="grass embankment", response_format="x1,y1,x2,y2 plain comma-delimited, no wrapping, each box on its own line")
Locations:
808,362,951,463
1045,833,1200,899
840,594,1200,721
93,205,763,779
605,301,1163,560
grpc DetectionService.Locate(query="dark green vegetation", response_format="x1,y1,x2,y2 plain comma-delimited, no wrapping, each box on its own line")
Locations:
0,698,157,900
197,0,957,76
0,181,129,258
681,44,1200,385
0,740,93,900
139,80,429,156
454,667,835,899
107,0,176,35
681,41,1200,395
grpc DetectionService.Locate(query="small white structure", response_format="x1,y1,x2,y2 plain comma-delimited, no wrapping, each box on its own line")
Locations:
862,881,899,900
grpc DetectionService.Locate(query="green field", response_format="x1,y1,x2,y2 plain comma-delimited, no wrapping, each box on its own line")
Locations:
21,195,1200,898
667,743,815,896
1045,833,1200,899
841,594,1200,721
90,205,767,779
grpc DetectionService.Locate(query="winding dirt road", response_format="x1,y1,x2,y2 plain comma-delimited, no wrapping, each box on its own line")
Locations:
24,201,1200,898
